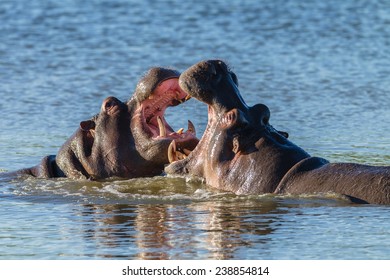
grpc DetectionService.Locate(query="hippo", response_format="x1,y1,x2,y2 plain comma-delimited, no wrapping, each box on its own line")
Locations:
10,96,130,179
57,96,134,179
7,67,199,180
164,60,390,204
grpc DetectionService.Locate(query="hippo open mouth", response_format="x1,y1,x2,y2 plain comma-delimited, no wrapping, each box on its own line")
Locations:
131,69,199,165
137,78,195,141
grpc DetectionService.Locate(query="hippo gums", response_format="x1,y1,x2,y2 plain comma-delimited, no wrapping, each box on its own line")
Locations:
164,60,390,204
6,67,198,180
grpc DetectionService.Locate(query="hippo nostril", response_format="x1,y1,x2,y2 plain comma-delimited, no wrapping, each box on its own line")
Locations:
103,97,119,112
105,101,114,110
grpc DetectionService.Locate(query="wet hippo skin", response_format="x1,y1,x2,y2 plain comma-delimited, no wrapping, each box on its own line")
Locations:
165,60,390,204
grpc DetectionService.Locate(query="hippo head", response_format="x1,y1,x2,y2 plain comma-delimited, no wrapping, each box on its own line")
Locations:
129,67,199,173
87,68,200,179
54,67,199,180
178,59,247,114
78,96,134,179
165,60,308,194
177,60,274,134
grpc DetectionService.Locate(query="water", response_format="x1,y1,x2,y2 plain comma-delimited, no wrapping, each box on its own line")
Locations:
1,0,390,260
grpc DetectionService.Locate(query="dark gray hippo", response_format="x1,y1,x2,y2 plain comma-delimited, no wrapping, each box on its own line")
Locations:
7,67,198,180
165,60,390,204
10,96,130,179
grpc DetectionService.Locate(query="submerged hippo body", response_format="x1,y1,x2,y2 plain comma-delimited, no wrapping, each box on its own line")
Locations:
165,60,390,204
9,155,63,178
7,67,198,180
275,157,390,204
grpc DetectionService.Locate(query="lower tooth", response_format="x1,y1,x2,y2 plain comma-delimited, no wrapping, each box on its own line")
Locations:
157,116,166,137
168,140,177,163
178,152,186,160
187,120,196,135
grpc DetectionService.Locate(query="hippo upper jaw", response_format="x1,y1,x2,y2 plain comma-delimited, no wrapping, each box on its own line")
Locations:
178,60,248,113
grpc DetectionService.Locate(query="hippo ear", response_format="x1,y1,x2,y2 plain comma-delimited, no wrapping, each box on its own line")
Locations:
221,109,258,155
230,72,238,86
80,120,95,131
249,104,270,126
220,109,249,130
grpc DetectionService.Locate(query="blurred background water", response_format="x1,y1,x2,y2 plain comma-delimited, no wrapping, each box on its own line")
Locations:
0,0,389,259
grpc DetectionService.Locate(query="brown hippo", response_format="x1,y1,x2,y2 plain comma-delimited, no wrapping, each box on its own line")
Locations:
8,67,198,180
165,60,390,204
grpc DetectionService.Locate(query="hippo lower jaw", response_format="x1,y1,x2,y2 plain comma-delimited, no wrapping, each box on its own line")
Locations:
133,95,195,139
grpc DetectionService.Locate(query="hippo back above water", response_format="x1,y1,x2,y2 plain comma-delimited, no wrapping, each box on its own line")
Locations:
165,60,390,204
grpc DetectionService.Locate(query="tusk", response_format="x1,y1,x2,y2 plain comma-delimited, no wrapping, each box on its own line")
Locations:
185,94,191,101
187,120,196,136
183,148,192,156
157,116,166,137
168,140,177,163
177,128,184,134
177,151,186,160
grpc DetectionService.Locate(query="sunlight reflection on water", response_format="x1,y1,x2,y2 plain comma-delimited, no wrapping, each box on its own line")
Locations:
0,0,389,260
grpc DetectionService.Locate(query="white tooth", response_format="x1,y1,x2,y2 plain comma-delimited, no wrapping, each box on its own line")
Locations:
176,91,183,103
183,148,192,156
168,140,177,163
157,116,166,137
177,128,184,134
187,120,196,136
178,151,185,160
185,94,191,101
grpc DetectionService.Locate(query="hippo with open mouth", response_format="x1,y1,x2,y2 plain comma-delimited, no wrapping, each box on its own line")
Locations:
8,67,198,180
164,60,390,204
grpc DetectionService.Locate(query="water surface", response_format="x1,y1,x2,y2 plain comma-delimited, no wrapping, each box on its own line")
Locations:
0,0,389,259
